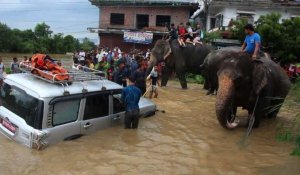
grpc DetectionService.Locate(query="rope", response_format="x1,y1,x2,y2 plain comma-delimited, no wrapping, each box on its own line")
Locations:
246,95,260,137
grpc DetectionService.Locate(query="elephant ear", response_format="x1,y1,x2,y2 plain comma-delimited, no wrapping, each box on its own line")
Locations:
151,40,166,61
252,60,268,95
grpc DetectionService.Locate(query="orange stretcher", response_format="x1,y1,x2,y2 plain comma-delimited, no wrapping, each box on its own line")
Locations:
31,54,70,81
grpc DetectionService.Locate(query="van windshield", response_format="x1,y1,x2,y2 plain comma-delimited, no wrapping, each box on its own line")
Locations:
0,83,43,129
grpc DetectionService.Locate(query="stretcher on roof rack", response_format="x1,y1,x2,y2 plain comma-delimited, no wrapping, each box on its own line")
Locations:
19,62,106,85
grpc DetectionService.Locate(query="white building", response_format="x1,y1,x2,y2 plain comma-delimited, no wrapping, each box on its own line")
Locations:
192,0,300,31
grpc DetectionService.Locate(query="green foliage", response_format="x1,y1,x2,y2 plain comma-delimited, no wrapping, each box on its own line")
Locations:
276,131,293,142
203,31,222,43
231,18,248,42
0,22,95,54
5,67,11,74
290,78,300,103
276,80,300,157
34,22,52,38
186,74,205,84
80,37,97,51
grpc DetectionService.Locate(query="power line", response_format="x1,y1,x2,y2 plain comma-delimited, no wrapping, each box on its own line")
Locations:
0,1,89,4
0,8,98,12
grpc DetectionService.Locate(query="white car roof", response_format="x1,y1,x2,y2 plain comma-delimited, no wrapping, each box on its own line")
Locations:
4,73,123,98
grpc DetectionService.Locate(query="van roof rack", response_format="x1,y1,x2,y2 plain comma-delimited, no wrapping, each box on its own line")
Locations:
19,62,106,85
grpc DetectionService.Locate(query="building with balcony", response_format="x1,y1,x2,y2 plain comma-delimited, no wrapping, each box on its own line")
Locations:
88,0,198,51
192,0,300,31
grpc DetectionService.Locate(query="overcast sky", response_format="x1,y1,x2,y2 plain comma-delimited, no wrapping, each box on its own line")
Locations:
0,0,99,41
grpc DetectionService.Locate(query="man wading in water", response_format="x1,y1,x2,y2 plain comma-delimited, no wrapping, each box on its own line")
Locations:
122,77,141,129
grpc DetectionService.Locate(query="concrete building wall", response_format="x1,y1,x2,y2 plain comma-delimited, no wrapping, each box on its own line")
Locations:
99,6,191,31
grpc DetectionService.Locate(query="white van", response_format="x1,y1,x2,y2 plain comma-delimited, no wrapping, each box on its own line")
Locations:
0,67,156,150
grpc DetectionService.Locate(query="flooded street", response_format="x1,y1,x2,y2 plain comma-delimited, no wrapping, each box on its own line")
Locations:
0,81,299,175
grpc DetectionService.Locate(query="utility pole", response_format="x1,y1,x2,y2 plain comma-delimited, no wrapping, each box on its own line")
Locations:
203,0,211,31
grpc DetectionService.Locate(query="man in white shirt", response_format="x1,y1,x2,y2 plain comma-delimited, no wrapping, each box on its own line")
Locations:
185,22,194,44
78,50,86,65
96,49,103,63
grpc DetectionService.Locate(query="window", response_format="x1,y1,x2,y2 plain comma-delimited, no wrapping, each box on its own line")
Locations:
110,13,125,25
237,14,254,24
84,94,109,120
210,18,216,30
0,83,43,129
156,15,171,27
215,14,224,29
113,94,125,114
136,14,149,29
52,99,80,126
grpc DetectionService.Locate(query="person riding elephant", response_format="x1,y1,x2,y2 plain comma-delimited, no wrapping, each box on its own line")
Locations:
215,51,291,129
146,39,211,89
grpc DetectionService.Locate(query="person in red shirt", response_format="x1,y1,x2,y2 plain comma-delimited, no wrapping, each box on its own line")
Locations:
177,23,186,47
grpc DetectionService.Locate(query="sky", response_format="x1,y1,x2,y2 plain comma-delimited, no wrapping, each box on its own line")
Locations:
0,0,99,42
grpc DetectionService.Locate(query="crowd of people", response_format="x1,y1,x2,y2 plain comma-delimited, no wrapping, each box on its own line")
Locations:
73,47,161,99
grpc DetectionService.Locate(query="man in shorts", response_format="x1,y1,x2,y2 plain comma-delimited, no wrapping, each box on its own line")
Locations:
147,65,160,98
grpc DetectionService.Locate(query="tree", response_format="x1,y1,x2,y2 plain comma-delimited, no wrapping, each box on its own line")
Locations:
0,22,95,54
34,22,52,39
230,18,248,42
80,37,96,51
0,23,13,52
49,33,65,53
63,35,78,52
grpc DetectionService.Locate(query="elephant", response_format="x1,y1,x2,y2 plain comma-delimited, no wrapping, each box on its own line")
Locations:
146,39,212,89
215,51,291,129
201,47,241,95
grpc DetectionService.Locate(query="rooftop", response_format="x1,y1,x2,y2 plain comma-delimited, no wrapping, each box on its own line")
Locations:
89,0,198,7
5,74,122,98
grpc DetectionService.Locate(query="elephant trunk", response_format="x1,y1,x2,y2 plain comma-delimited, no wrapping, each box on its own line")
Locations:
146,54,157,78
216,74,238,129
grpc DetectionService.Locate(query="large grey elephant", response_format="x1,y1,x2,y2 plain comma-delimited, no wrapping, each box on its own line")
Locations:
215,51,291,129
146,39,211,89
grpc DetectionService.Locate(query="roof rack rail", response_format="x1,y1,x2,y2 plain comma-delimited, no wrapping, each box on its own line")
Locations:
19,62,106,85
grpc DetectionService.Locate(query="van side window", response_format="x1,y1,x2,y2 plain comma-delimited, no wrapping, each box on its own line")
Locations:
113,94,125,114
52,99,80,126
84,94,109,120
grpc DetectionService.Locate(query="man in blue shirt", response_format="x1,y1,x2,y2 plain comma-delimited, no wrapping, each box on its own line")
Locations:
241,24,261,59
121,77,141,129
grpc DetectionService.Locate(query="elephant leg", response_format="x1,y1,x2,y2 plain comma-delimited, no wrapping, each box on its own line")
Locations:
203,79,210,90
161,67,171,87
177,71,187,89
250,98,265,128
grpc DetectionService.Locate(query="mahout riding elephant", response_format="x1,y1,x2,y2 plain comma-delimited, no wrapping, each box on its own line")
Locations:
201,47,241,95
215,51,291,129
146,39,211,89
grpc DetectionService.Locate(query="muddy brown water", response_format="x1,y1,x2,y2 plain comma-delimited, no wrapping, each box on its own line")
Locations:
0,81,300,175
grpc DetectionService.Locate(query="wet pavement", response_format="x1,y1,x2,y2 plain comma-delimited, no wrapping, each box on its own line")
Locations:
0,81,300,175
